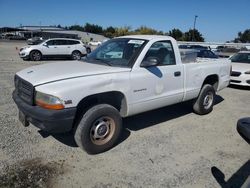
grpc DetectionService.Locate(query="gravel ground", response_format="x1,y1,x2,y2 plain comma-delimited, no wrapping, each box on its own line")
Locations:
0,40,249,188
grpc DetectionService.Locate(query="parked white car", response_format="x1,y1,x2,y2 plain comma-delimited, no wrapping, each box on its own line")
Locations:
230,51,250,86
19,38,87,61
88,41,102,46
13,35,231,154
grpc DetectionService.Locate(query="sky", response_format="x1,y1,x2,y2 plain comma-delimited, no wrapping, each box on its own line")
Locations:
0,0,249,42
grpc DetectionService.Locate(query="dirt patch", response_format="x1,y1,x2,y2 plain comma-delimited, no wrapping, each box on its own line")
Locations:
0,158,65,188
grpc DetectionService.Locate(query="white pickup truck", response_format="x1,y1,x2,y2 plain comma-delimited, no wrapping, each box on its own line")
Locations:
13,35,231,154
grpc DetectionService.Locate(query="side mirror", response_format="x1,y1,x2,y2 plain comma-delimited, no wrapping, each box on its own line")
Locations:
43,43,48,47
141,57,160,67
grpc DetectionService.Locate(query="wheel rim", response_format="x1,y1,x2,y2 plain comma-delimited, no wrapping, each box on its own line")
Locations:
203,91,213,109
90,116,115,145
32,52,41,61
72,52,81,60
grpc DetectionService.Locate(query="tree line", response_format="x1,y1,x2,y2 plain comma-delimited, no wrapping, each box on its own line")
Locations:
233,29,250,43
59,23,250,43
60,23,204,42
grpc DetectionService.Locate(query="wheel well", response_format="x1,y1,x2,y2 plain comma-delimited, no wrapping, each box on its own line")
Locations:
30,50,42,56
74,91,127,125
202,74,219,90
72,50,81,55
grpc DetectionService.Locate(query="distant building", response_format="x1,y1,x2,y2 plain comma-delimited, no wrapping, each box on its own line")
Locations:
0,26,108,42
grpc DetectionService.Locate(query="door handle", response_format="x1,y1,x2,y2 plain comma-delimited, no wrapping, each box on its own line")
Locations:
174,71,181,77
54,47,57,48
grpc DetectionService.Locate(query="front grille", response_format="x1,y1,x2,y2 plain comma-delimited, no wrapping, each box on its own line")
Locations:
230,80,241,83
14,75,34,105
231,71,241,77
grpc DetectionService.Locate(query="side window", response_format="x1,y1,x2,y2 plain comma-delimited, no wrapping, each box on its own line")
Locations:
73,40,80,45
143,41,176,65
67,40,80,45
46,40,55,45
203,51,208,57
207,51,214,57
55,40,67,45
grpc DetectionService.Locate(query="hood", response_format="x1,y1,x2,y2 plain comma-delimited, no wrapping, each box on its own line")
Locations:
16,61,131,86
231,62,250,73
20,46,31,51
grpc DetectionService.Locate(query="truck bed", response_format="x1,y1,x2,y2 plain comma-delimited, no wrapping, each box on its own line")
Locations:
182,58,231,102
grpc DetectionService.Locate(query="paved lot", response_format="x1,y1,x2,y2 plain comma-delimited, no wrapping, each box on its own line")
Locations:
0,41,249,188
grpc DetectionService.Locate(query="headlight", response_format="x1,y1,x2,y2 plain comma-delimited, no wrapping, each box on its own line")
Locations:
35,91,64,110
245,71,250,74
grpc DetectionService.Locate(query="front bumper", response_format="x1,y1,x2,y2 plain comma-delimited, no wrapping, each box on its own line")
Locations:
19,50,29,59
230,75,250,86
12,90,77,133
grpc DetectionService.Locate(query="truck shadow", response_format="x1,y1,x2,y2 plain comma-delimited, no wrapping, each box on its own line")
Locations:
46,128,131,148
211,160,250,188
124,95,224,131
45,95,224,148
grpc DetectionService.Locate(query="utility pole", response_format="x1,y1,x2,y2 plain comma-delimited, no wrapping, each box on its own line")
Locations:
192,15,198,41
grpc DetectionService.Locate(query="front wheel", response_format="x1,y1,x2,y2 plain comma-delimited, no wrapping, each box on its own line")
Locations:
193,84,215,115
74,104,122,154
71,51,81,60
30,50,42,61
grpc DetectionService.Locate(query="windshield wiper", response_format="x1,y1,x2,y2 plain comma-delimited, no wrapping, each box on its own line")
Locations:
93,58,112,66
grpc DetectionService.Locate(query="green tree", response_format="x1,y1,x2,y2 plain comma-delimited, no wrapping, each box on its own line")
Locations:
69,25,84,31
114,26,131,37
134,26,162,35
183,29,204,42
83,23,103,34
234,29,250,43
168,28,183,40
104,26,116,38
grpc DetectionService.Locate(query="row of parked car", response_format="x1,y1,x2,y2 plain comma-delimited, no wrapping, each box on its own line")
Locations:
179,44,219,58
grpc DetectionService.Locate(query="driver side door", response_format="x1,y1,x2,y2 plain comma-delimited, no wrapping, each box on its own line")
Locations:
41,40,59,55
129,40,184,115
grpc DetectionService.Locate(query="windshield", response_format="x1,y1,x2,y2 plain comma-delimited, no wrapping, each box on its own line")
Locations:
230,53,250,64
35,40,44,45
84,38,147,67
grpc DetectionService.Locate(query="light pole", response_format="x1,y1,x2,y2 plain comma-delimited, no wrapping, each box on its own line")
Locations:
192,15,198,41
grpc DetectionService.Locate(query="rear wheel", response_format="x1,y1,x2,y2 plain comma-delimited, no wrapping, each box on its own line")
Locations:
30,50,42,61
86,47,91,54
74,104,122,154
71,50,81,60
193,84,215,115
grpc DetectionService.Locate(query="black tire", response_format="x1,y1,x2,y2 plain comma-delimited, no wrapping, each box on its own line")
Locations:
74,104,122,154
193,84,215,115
30,50,42,61
71,50,82,60
86,47,91,54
